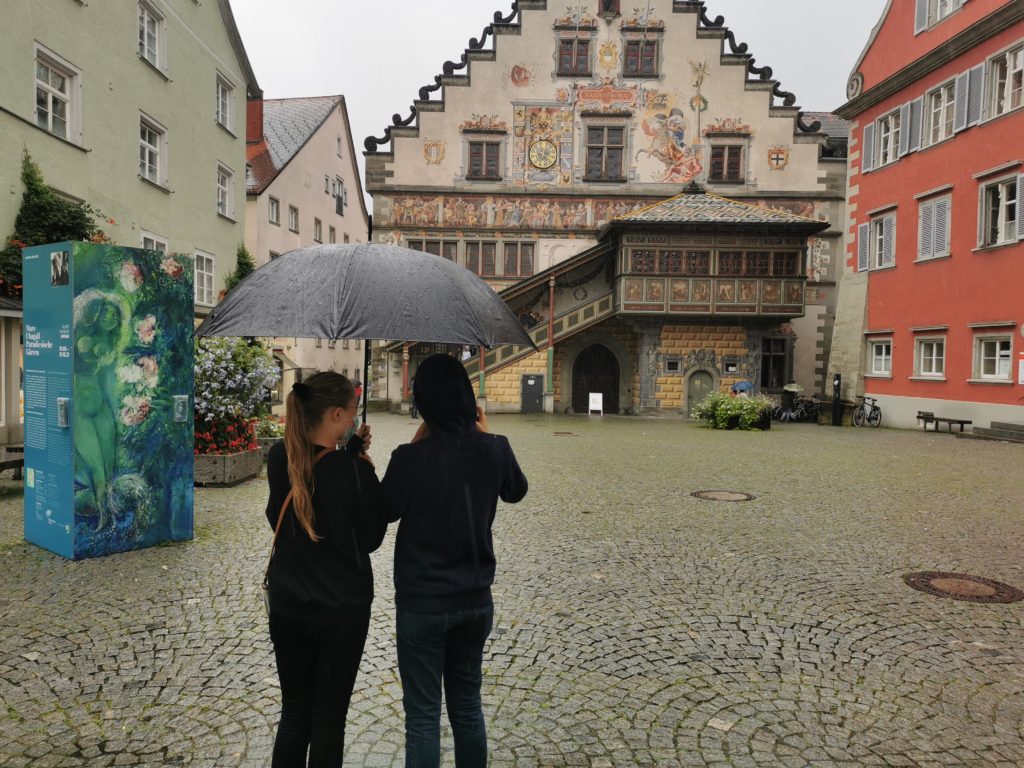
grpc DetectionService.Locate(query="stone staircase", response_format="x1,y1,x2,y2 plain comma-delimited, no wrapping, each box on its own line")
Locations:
957,421,1024,444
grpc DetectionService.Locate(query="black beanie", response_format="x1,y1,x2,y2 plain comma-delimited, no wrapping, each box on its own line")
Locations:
413,354,477,435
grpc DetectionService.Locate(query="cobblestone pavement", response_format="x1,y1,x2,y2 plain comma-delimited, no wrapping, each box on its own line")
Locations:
2,414,1023,767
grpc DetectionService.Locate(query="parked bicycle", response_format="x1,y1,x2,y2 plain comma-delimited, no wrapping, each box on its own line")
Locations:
773,396,821,423
852,395,882,427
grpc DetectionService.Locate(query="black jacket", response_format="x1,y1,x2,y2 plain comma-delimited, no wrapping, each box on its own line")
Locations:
381,431,528,612
265,442,386,624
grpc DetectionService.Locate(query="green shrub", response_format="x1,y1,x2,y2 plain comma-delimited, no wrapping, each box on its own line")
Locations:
693,392,774,430
224,243,255,293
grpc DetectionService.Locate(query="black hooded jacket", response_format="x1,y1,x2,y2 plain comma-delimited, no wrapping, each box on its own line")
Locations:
265,442,387,623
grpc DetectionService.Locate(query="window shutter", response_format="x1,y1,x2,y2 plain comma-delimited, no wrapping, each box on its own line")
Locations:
914,0,929,33
908,97,924,152
966,64,985,126
862,123,875,173
953,70,970,133
934,198,950,257
977,186,987,246
898,102,912,156
919,201,935,259
857,223,870,272
1017,175,1024,240
882,215,896,267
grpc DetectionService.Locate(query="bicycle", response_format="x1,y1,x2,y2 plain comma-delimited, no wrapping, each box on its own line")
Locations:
852,395,882,427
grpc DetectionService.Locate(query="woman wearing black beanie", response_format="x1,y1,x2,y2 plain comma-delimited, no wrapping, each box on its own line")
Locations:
382,354,528,767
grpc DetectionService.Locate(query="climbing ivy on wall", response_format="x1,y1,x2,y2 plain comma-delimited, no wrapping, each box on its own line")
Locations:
0,150,112,296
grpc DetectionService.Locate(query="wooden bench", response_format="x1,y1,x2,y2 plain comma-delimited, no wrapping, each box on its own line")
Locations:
917,411,972,433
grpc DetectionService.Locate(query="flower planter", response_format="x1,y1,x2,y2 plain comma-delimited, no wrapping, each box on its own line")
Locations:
257,437,280,461
753,410,772,430
194,448,263,487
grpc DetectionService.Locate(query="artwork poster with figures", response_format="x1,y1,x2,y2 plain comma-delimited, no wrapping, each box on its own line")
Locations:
22,242,195,559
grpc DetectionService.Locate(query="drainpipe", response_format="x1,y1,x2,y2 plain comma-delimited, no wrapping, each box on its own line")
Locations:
402,343,410,402
547,276,556,396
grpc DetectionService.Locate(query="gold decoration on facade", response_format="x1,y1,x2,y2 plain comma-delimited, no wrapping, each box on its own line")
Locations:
597,41,619,72
460,114,508,132
423,141,446,165
529,140,558,169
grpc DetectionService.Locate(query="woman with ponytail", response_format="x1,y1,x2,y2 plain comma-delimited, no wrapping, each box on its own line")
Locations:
264,371,386,766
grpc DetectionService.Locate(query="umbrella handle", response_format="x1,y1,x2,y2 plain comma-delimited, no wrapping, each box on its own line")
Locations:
362,341,371,424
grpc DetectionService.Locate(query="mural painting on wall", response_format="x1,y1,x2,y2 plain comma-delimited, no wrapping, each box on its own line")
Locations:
807,237,830,282
767,145,790,171
755,199,828,222
554,6,597,26
460,114,508,132
645,279,665,303
623,7,664,28
703,117,753,135
624,279,643,302
75,245,194,556
637,96,703,184
423,140,446,165
513,104,574,186
688,59,711,119
671,279,688,302
508,64,533,88
575,80,640,113
382,194,652,230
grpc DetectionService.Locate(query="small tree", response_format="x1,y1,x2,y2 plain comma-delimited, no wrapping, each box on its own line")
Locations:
0,150,110,296
224,243,256,293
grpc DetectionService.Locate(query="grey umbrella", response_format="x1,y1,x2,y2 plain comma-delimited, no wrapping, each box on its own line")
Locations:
194,243,536,418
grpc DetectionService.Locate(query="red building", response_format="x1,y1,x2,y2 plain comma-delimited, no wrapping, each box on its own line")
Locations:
833,0,1024,430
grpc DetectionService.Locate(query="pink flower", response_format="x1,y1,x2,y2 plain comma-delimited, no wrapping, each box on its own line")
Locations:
136,355,159,387
120,395,151,426
161,256,183,279
120,262,143,292
136,315,156,344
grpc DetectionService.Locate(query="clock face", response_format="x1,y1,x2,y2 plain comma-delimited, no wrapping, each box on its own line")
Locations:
529,139,557,169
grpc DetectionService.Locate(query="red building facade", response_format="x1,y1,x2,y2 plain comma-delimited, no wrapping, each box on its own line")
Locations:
834,0,1024,428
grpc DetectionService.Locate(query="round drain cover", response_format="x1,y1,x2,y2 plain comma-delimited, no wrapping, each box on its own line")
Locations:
903,572,1024,603
691,490,755,502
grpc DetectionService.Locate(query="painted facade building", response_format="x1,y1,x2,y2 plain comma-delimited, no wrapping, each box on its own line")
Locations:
366,0,848,412
244,96,369,409
830,0,1024,428
0,0,259,445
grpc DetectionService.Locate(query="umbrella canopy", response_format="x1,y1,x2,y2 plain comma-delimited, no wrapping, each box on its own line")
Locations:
731,380,754,393
194,244,536,349
782,382,804,393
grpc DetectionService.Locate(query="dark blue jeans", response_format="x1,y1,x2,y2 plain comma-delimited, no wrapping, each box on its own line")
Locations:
396,604,494,768
269,605,371,767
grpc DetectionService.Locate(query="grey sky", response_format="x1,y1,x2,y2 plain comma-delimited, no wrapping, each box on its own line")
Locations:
232,0,887,201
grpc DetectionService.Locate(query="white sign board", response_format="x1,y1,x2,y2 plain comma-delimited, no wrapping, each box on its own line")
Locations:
588,392,603,415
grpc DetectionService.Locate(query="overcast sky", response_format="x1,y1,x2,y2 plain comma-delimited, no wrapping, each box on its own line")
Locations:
232,0,888,200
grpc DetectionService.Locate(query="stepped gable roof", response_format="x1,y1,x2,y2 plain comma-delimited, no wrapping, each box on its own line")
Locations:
800,112,851,141
601,191,829,233
246,96,341,194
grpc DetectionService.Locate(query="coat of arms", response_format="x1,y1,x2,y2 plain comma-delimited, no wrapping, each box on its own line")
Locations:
767,145,790,171
423,141,446,165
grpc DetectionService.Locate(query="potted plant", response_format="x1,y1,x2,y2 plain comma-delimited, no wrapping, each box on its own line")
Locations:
693,392,774,431
194,337,279,486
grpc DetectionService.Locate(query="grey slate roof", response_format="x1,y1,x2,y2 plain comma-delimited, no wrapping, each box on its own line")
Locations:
610,192,826,226
801,112,851,141
247,96,340,194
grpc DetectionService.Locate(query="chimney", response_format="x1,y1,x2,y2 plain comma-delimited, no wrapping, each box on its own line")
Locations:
247,98,264,144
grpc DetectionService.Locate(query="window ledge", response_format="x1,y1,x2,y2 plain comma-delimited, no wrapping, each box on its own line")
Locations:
216,121,237,138
269,220,280,227
584,177,627,184
465,176,503,182
870,264,897,272
966,378,1014,385
908,376,946,382
914,253,951,263
708,179,745,185
139,175,172,194
557,71,593,79
217,212,237,223
972,241,1019,254
864,373,892,379
288,228,299,234
138,54,170,81
621,73,660,80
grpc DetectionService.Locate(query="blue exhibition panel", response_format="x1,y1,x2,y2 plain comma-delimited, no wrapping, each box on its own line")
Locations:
22,242,195,559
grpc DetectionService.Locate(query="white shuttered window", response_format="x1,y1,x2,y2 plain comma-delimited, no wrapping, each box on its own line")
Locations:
918,196,951,259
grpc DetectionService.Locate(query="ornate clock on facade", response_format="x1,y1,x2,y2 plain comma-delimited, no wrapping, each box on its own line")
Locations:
528,139,557,169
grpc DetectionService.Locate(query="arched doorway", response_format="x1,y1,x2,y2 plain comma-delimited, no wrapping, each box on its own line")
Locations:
572,344,620,413
686,370,714,416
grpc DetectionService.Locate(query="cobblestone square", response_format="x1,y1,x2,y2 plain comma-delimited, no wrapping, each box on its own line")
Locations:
1,414,1023,767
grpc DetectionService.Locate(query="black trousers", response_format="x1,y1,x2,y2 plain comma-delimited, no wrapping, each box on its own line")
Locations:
269,605,371,767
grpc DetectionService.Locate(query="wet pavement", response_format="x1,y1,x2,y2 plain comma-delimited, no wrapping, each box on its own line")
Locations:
1,413,1023,767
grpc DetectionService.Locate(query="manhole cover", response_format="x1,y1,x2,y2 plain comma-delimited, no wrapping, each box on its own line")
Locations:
903,572,1024,603
691,490,755,502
